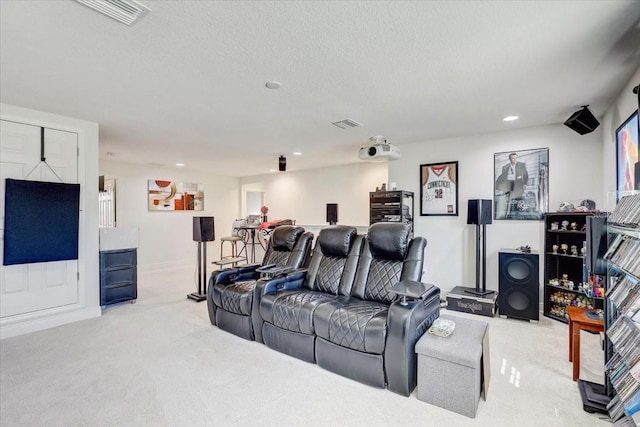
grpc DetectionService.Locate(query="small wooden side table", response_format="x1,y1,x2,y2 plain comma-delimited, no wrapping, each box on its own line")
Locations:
567,306,604,381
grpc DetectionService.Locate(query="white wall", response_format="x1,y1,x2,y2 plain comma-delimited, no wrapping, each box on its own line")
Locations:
0,103,101,339
601,66,640,207
100,160,240,270
389,123,604,294
240,162,388,228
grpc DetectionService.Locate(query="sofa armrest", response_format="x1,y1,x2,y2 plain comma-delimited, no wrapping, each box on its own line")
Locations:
385,284,440,396
211,263,261,285
255,264,278,273
256,265,296,280
250,269,307,344
261,270,307,294
390,280,437,305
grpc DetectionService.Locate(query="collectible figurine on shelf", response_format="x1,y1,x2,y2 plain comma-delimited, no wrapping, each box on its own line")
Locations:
571,245,578,256
551,222,559,231
560,243,569,254
561,220,569,230
560,274,574,290
570,222,578,230
552,244,559,254
581,246,587,256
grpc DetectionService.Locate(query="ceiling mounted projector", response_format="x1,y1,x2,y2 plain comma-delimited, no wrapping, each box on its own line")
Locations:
358,136,401,161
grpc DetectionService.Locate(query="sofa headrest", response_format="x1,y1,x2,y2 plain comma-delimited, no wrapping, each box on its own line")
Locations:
368,222,411,261
318,226,358,257
271,226,305,251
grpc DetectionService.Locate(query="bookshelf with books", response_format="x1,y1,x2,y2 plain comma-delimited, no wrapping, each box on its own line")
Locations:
604,193,640,426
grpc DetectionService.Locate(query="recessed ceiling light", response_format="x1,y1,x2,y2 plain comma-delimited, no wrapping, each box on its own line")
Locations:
176,163,184,167
503,115,519,122
293,152,302,156
265,81,282,89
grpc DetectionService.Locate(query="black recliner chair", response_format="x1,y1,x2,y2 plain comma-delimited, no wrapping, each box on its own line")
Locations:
256,225,364,357
207,225,313,341
313,222,439,396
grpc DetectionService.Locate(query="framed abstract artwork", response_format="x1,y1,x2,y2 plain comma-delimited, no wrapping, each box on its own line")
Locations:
420,161,458,216
148,180,204,211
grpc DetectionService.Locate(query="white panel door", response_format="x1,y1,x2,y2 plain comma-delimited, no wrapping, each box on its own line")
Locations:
0,120,79,318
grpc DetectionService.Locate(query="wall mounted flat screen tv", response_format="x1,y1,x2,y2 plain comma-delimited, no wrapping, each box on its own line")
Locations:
3,178,80,266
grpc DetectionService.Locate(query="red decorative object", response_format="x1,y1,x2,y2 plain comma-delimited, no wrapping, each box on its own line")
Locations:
261,205,269,214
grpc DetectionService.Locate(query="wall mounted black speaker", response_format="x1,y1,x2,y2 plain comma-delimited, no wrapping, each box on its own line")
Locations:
499,250,539,321
99,175,105,192
279,155,286,172
326,203,338,225
193,216,215,242
564,106,600,135
467,199,492,225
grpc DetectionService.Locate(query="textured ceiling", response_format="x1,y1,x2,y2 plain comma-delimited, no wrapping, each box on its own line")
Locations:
1,1,639,177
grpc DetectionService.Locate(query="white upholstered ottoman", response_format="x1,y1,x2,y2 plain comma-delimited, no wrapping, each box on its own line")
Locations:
415,314,489,418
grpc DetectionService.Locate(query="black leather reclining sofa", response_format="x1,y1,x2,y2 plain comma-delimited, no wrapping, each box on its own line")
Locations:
254,223,440,396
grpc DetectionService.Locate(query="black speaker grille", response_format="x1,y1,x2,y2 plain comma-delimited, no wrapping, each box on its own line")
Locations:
193,217,215,242
499,251,539,321
507,290,530,311
506,259,532,281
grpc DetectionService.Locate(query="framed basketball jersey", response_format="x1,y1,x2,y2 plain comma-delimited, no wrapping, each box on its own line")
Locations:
420,161,458,216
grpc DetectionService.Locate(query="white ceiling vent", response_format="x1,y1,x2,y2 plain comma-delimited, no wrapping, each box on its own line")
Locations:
76,0,151,26
331,119,362,130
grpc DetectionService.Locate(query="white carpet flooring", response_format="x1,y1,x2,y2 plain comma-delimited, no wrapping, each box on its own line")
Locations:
0,265,612,426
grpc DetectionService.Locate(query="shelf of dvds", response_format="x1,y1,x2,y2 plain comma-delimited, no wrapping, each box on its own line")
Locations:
603,193,640,425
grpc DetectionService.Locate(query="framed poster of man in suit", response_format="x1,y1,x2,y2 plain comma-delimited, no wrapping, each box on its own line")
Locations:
494,148,548,220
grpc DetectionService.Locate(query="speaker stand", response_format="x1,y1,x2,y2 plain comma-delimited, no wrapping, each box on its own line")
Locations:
187,241,207,302
577,380,610,414
465,223,495,297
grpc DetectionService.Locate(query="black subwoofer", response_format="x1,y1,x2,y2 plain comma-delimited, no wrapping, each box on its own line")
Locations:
499,249,539,321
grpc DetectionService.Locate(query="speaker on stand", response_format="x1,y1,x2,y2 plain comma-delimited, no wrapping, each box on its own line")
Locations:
498,249,539,321
446,200,498,317
326,203,338,225
188,216,215,302
465,199,493,296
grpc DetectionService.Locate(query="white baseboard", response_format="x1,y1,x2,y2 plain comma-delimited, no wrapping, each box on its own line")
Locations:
0,305,102,340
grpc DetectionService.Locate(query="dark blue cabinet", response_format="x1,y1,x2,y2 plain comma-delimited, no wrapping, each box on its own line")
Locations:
100,249,137,306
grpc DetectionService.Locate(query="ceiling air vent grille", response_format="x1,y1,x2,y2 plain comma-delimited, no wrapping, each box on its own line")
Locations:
76,0,151,26
331,119,362,130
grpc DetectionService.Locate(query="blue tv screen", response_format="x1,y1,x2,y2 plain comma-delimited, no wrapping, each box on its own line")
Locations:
3,178,80,266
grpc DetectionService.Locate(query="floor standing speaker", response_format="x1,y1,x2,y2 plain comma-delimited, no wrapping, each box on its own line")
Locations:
189,217,215,302
499,249,539,321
